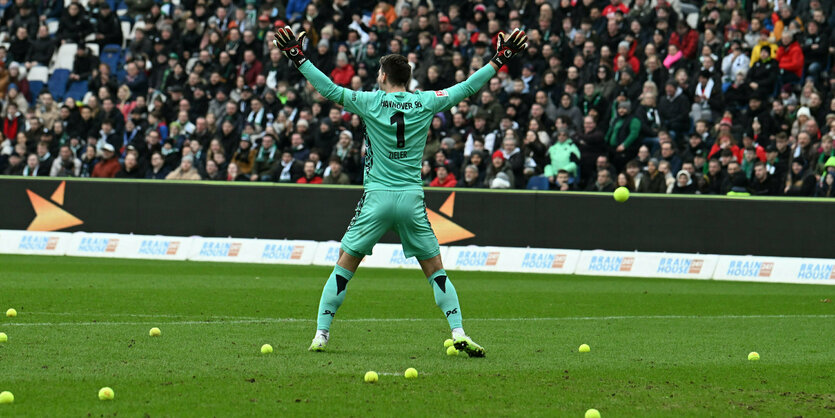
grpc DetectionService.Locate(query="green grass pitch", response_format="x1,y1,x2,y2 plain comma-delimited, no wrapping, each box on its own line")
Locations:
0,254,833,416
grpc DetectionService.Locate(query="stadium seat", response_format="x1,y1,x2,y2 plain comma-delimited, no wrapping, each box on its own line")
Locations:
66,80,88,100
28,81,44,104
48,69,69,100
54,43,78,71
27,66,49,83
47,19,59,35
128,20,145,39
526,176,551,190
101,44,123,74
121,21,131,47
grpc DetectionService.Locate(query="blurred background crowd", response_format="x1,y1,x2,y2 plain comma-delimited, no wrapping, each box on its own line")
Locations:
1,0,835,196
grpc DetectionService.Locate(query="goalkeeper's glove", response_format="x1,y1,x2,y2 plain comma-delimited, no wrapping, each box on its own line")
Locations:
491,28,529,68
273,26,308,67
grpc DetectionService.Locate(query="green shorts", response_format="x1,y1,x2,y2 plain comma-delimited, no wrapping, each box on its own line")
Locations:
341,190,440,260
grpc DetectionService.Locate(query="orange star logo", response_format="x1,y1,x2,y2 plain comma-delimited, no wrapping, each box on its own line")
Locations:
426,192,475,244
26,181,84,231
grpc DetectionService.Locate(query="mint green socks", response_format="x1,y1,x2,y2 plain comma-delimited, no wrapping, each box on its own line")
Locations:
315,265,354,331
428,269,463,329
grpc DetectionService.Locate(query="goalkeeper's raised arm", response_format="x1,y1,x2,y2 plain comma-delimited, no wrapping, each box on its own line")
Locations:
272,26,528,113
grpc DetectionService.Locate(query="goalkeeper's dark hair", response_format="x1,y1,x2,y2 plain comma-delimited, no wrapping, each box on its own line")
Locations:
380,54,411,87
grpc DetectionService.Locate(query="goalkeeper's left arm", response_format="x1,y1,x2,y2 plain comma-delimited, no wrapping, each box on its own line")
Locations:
273,27,348,106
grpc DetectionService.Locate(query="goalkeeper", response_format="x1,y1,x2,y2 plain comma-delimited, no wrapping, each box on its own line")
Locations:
273,26,528,357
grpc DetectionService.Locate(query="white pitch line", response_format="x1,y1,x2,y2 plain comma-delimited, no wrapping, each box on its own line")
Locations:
2,314,833,327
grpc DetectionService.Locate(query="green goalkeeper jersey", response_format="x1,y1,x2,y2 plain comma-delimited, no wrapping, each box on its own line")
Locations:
298,61,496,191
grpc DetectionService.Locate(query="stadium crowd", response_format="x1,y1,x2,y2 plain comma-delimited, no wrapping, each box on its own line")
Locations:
1,0,835,196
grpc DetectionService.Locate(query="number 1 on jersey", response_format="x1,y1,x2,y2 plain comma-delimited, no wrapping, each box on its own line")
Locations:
390,112,405,148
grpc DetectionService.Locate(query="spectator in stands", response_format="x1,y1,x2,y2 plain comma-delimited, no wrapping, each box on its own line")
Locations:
272,150,303,183
429,165,457,188
124,62,148,100
750,161,780,196
8,26,31,64
145,151,170,180
22,153,47,176
776,30,804,88
637,158,666,193
50,144,81,177
322,157,350,185
165,154,201,180
658,82,690,143
586,168,616,192
6,83,27,113
544,127,580,180
784,158,816,196
91,143,119,178
115,152,144,178
26,26,55,68
94,3,122,48
2,103,24,141
57,3,93,44
747,48,779,98
457,164,482,189
605,100,641,170
69,44,98,85
484,150,514,190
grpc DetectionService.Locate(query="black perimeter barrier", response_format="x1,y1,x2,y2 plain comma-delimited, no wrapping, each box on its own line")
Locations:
0,177,831,258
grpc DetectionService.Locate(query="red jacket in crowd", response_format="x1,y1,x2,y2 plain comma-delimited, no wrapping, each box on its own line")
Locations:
331,64,356,87
707,144,744,163
777,41,804,78
91,157,121,178
602,2,629,17
430,173,457,187
297,175,323,184
670,29,699,59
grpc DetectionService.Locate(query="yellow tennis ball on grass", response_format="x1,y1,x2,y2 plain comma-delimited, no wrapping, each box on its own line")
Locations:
5,309,16,318
364,371,378,383
0,391,13,404
748,352,760,361
149,327,161,337
261,344,273,354
404,368,418,379
585,408,601,418
447,345,459,356
98,387,114,401
579,344,590,353
0,333,7,343
443,338,454,348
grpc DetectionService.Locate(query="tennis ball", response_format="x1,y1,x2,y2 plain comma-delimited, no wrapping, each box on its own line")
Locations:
404,368,418,379
446,345,459,356
585,408,601,418
0,391,13,404
261,344,273,354
5,309,16,318
98,387,114,401
364,371,378,383
579,344,590,353
443,338,454,348
0,333,7,343
748,352,760,361
149,327,161,337
613,187,629,202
